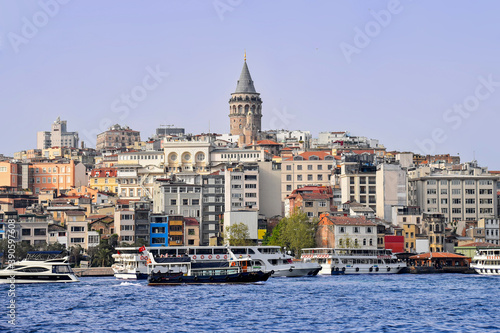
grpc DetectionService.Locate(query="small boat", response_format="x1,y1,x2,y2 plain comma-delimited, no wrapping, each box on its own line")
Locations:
0,251,79,284
301,248,407,275
470,248,500,275
146,252,271,285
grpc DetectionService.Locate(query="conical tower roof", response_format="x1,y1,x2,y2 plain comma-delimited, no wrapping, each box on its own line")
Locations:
234,61,257,94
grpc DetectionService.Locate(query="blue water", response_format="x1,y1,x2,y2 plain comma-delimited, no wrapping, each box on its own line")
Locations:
1,274,499,332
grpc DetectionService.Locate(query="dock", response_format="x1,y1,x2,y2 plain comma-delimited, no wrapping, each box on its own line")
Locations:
73,267,114,277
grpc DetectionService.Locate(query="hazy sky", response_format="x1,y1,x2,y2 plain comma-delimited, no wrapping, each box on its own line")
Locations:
1,1,500,169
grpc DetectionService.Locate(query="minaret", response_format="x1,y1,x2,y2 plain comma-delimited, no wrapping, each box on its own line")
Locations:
229,52,262,146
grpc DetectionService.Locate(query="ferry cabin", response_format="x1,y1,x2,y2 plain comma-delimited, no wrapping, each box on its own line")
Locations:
471,248,500,275
301,248,405,275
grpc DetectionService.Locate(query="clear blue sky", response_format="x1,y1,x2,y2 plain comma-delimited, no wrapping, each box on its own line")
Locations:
1,1,499,169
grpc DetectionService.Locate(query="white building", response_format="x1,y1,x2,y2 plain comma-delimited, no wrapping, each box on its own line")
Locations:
37,117,79,149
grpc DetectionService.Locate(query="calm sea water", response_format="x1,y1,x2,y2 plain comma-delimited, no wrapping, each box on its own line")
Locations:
1,274,499,332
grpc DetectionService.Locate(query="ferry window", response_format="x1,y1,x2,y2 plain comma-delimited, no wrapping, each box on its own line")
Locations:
248,249,255,254
214,248,226,255
189,249,195,255
231,248,247,255
196,248,212,255
166,249,177,256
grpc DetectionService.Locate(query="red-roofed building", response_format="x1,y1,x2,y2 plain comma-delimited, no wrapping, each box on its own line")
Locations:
184,217,200,246
281,151,335,201
316,213,377,249
285,186,334,220
89,167,118,194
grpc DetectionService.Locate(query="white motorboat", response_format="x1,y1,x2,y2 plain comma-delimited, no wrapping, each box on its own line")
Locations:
0,251,79,284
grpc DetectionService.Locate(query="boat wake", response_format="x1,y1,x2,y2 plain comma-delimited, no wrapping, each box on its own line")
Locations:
117,282,142,287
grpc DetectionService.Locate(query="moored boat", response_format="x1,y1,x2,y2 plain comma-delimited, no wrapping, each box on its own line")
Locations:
146,252,271,285
0,251,79,284
470,248,500,275
301,248,406,275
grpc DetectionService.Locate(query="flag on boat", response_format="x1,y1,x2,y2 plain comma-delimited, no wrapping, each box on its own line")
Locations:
138,246,146,253
117,250,121,255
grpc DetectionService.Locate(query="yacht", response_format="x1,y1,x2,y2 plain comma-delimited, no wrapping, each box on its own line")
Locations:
301,248,406,275
0,251,79,284
471,248,500,275
112,245,321,279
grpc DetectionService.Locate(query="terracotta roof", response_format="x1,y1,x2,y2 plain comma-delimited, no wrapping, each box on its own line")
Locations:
300,193,332,200
281,147,293,151
459,242,500,248
65,211,86,216
184,217,199,226
409,252,469,260
284,151,332,161
256,140,280,145
320,214,376,226
490,171,500,174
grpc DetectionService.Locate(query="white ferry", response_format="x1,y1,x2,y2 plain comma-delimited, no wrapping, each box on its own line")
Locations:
471,248,500,275
0,251,79,284
301,248,406,275
112,246,320,279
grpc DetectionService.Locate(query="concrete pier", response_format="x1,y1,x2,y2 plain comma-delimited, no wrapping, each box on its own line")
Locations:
73,267,114,277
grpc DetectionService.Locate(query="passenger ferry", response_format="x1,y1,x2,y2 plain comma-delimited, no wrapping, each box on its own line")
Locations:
112,245,320,279
301,248,406,275
471,248,500,275
146,251,271,285
0,251,79,284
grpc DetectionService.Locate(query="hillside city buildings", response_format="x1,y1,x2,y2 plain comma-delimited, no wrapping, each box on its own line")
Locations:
2,56,500,258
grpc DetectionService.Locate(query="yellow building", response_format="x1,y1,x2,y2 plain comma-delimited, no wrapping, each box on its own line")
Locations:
89,168,118,193
403,223,418,253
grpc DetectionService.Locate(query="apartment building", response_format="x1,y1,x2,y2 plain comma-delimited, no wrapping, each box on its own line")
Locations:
284,186,334,220
89,168,118,193
96,124,141,151
224,164,259,212
201,172,225,245
281,151,335,201
316,213,377,249
479,218,500,245
30,160,87,195
408,164,498,223
37,117,79,150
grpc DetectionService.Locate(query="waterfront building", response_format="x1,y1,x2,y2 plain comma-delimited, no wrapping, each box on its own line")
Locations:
257,161,282,218
376,163,407,223
47,224,67,247
0,160,22,190
284,186,334,220
281,151,335,201
149,214,184,246
201,172,225,245
17,214,49,247
133,201,151,245
37,117,79,150
115,207,135,245
228,56,262,146
407,161,498,223
65,211,89,249
224,163,259,212
338,153,378,213
316,213,377,249
96,124,141,151
479,217,500,245
184,217,200,246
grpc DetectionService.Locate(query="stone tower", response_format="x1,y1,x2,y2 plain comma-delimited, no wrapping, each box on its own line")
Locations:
229,54,262,146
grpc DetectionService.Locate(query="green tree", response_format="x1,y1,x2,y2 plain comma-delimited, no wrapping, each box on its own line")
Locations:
336,233,360,249
272,210,317,258
94,247,113,267
224,223,254,246
69,245,84,267
265,222,284,247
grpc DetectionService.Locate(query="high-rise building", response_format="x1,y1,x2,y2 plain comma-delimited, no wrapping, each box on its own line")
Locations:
37,117,79,149
96,124,141,151
228,54,262,146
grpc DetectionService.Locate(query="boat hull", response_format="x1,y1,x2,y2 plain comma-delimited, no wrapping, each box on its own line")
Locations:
148,271,271,285
318,264,406,275
272,266,321,277
0,273,79,284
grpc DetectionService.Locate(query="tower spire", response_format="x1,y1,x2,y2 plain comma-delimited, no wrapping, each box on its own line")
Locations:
244,50,246,62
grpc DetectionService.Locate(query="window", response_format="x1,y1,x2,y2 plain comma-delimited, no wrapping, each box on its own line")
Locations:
427,189,437,195
367,227,372,233
286,185,292,191
182,199,189,205
286,165,291,171
307,165,313,170
286,175,292,181
170,199,177,205
121,225,134,231
452,189,461,195
192,199,199,205
354,227,359,233
307,175,313,181
22,229,31,236
244,175,257,181
317,175,323,181
188,229,195,235
71,226,85,232
318,201,327,207
317,165,323,170
297,175,302,181
465,189,475,195
339,227,345,233
465,198,475,204
245,184,257,189
71,238,84,243
297,165,302,171
245,193,257,198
